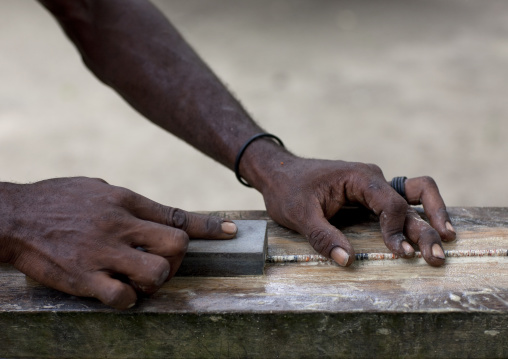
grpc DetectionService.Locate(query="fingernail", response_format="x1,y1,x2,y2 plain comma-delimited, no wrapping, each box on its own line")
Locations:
156,268,170,286
446,221,456,234
221,221,237,235
127,302,136,309
402,241,415,257
432,243,445,259
331,247,350,267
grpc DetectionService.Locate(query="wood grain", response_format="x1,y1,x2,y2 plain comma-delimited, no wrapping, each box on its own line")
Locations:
0,207,507,358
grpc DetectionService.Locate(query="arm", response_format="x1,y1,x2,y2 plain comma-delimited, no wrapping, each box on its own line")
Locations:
35,0,455,270
38,0,263,169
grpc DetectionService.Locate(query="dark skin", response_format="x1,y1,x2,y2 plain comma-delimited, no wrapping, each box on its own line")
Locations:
0,177,238,309
0,0,456,309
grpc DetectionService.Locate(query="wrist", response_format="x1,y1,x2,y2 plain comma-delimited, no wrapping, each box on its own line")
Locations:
234,134,285,187
237,137,298,193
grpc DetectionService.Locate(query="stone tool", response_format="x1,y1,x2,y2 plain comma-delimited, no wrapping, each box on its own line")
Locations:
177,220,268,276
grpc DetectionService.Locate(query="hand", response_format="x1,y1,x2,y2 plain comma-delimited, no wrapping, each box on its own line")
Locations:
0,177,237,309
259,156,456,267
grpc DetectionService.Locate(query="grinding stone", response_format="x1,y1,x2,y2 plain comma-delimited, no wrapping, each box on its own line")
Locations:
176,220,267,277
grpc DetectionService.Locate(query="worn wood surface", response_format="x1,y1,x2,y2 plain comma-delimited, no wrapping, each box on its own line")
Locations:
0,207,507,358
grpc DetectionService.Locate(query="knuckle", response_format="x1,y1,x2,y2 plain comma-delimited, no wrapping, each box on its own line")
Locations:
420,176,438,189
166,208,189,230
351,162,372,175
307,228,333,255
91,177,108,184
173,230,189,256
107,187,134,206
366,163,383,176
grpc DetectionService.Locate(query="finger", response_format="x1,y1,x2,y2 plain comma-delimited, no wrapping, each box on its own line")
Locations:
355,178,414,258
120,190,237,239
127,220,190,279
405,177,456,242
164,209,237,239
14,257,137,310
302,208,355,267
128,219,190,258
106,248,170,294
404,208,446,266
82,271,138,310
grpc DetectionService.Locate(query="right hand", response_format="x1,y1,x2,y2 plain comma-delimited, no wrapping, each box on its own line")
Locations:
255,156,455,267
0,177,237,309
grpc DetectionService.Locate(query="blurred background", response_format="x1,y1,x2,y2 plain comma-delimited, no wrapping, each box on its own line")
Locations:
1,0,507,211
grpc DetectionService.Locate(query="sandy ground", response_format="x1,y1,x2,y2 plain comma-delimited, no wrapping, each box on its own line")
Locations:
1,0,508,212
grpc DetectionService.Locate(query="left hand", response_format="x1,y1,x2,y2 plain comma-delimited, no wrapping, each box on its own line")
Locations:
0,177,237,309
259,156,456,267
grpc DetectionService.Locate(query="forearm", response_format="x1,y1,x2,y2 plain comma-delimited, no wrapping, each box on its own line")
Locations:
37,0,290,183
29,1,456,272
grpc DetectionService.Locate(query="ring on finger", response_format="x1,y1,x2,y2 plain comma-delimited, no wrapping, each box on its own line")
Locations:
391,176,408,200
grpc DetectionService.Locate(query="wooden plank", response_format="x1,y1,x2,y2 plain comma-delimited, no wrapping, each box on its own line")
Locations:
0,312,507,358
0,207,507,358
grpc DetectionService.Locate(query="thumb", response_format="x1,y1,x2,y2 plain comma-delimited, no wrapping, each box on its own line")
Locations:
304,212,355,267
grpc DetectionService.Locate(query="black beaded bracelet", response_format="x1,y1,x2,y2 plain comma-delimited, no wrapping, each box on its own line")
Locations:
234,133,285,187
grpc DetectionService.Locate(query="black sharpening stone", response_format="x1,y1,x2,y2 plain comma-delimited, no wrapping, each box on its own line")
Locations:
176,220,268,277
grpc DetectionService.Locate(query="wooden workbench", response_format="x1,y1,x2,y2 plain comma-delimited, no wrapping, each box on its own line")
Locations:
0,207,507,358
